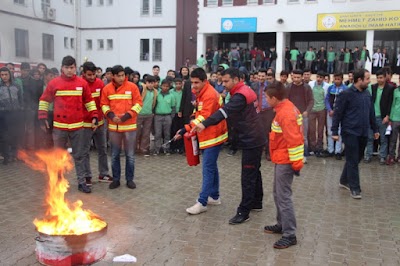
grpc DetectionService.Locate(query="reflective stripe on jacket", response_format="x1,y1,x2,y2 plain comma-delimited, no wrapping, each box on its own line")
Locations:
83,78,105,128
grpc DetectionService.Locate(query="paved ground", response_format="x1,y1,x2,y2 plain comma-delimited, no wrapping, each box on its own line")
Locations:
0,148,399,266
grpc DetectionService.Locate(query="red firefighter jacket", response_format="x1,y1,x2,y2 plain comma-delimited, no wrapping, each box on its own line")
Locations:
83,78,105,128
101,79,142,132
270,99,304,164
38,74,98,131
185,81,228,149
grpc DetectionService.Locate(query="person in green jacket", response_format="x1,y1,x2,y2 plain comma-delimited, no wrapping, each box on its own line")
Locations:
344,48,351,74
304,47,316,70
170,78,184,153
327,47,336,74
388,85,400,164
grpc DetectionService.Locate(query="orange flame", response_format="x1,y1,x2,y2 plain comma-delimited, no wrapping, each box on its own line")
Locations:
19,149,107,235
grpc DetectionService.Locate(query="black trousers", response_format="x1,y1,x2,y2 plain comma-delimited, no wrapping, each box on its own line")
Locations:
237,145,264,215
259,109,275,155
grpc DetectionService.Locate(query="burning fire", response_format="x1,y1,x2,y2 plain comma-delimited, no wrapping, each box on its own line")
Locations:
19,149,106,235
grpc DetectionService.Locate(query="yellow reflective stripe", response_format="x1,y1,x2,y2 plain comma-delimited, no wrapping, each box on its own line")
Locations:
192,119,200,126
289,153,304,161
288,144,304,154
102,105,110,114
131,103,142,113
84,119,104,128
55,90,83,96
199,132,228,149
288,144,304,161
219,96,223,106
53,121,83,130
39,100,50,111
108,124,137,131
92,92,100,98
297,115,303,126
271,124,282,133
85,101,97,112
197,115,205,122
98,119,104,126
108,94,132,100
198,106,203,111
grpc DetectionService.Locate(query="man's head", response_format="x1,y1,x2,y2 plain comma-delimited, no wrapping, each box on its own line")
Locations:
280,70,289,84
5,63,15,74
353,69,370,90
61,56,77,78
190,68,208,93
333,72,343,87
51,67,60,77
376,69,386,87
210,72,217,83
133,71,140,84
267,67,275,76
44,69,55,84
20,62,31,78
220,68,241,92
348,70,354,82
258,68,267,83
363,45,367,50
329,46,333,51
292,69,303,85
82,61,97,83
383,66,392,82
111,65,125,86
216,71,222,82
31,68,41,80
265,80,287,108
160,80,170,93
320,46,325,51
145,75,156,90
266,73,275,84
316,71,325,84
354,46,359,51
37,63,47,75
152,65,160,76
96,67,103,78
309,47,313,51
0,67,11,84
174,78,183,90
105,67,112,81
324,74,331,84
303,69,311,83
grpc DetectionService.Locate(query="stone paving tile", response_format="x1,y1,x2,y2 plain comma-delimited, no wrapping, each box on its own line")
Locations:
0,150,400,265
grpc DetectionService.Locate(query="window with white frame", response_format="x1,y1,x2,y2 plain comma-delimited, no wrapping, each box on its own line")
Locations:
86,39,93,50
64,37,69,48
154,0,162,15
207,0,217,6
107,39,113,50
141,0,149,15
87,0,92,6
14,0,26,5
41,0,50,11
222,0,233,6
107,0,113,5
287,0,299,3
42,33,54,60
263,0,276,3
98,39,104,50
15,28,29,57
140,39,149,61
70,38,75,49
248,0,258,5
153,39,162,61
305,0,317,2
98,0,104,6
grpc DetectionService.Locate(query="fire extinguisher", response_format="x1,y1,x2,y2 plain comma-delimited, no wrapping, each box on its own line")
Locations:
184,131,200,166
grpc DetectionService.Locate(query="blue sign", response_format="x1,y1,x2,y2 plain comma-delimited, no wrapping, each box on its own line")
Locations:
221,17,257,33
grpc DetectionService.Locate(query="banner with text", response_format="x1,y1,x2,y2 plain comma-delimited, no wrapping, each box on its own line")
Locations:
317,11,400,31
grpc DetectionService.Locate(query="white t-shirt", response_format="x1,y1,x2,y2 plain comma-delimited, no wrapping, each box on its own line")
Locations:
372,52,382,67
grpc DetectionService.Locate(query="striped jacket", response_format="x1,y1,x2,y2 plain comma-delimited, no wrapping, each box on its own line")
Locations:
83,78,105,128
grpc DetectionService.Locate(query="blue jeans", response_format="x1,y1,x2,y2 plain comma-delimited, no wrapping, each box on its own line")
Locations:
327,61,334,74
109,130,136,182
366,117,388,159
198,144,222,206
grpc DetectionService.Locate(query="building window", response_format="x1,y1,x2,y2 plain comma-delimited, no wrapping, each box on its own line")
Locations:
14,0,26,5
287,0,299,3
64,37,69,48
305,0,317,2
140,39,149,61
332,0,346,2
87,0,92,6
107,0,113,5
152,39,162,61
154,0,162,15
41,0,50,11
248,0,258,4
206,0,217,6
15,28,29,57
98,39,104,50
263,0,276,3
42,34,54,60
222,0,233,5
70,38,75,49
141,0,149,15
98,0,104,6
107,39,113,50
86,39,93,50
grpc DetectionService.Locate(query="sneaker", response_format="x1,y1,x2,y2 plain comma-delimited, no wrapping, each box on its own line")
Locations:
273,236,297,249
186,202,207,215
339,182,350,191
386,156,394,165
364,157,371,163
85,177,92,187
126,180,136,189
379,158,386,165
152,151,159,156
264,224,283,234
109,180,120,189
303,157,307,164
78,183,92,193
335,154,342,160
144,151,151,157
350,190,362,199
99,175,113,183
227,150,237,156
228,213,250,225
207,196,221,205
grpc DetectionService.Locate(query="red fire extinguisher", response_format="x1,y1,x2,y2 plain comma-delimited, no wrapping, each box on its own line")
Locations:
184,131,200,166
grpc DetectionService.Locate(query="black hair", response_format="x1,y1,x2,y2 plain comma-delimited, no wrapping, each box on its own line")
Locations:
37,62,47,69
280,70,289,77
161,79,171,86
96,67,103,72
348,70,354,75
316,71,325,77
51,67,59,75
190,68,207,81
111,65,125,75
174,77,183,83
105,67,112,73
353,69,369,84
30,68,40,75
267,67,276,76
6,62,14,67
266,73,274,77
375,69,385,77
265,81,287,100
133,71,141,79
145,75,156,83
44,68,54,76
239,71,247,81
152,65,160,69
303,68,311,73
21,62,31,70
155,75,161,82
0,67,12,81
382,66,392,76
333,72,343,79
124,67,134,75
83,61,97,73
258,68,268,75
292,69,304,75
221,68,240,80
61,56,76,67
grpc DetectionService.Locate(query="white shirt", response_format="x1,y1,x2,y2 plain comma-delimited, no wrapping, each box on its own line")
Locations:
372,52,382,67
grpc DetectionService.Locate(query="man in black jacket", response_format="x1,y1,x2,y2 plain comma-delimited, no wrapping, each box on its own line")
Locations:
178,78,195,125
317,46,327,72
365,69,394,164
192,68,266,225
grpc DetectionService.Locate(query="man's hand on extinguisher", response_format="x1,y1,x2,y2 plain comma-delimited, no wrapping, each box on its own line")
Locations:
174,128,186,140
192,123,205,133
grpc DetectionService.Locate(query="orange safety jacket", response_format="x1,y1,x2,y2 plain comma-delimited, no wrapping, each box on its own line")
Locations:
38,74,97,131
83,78,105,128
185,81,228,149
100,79,142,132
270,99,304,164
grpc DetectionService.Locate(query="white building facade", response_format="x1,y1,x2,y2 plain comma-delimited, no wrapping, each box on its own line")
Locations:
198,0,400,73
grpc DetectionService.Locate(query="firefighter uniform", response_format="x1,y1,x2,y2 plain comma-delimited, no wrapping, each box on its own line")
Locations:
38,73,98,188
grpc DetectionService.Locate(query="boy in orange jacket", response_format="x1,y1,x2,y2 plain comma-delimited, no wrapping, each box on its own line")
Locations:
264,81,304,249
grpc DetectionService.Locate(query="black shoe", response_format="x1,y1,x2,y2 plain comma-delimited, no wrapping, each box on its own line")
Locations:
335,154,342,160
78,183,92,193
229,213,250,225
273,236,297,249
314,150,321,157
264,224,283,234
227,149,237,156
339,182,350,191
350,190,362,199
85,177,92,187
126,180,136,189
2,157,9,165
109,180,121,189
